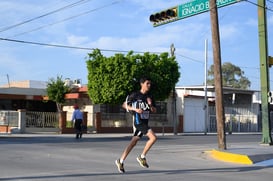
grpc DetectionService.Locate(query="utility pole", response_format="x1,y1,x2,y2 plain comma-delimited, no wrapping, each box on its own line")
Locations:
204,39,208,134
209,0,226,150
170,43,177,135
257,0,272,145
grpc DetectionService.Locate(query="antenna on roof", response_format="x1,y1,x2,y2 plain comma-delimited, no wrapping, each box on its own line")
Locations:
6,74,10,88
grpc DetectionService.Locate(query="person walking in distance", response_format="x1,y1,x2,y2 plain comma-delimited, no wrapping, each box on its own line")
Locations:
71,104,83,139
115,77,157,173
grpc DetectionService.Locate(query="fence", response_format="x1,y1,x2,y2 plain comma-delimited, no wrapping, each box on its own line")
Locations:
208,105,259,133
101,113,127,127
100,112,168,127
26,111,59,128
0,110,60,133
0,111,19,127
1,106,271,134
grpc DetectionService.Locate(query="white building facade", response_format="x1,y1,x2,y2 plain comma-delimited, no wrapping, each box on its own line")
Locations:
175,86,261,133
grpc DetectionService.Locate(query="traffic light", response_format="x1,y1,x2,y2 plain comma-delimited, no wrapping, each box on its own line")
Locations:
149,7,178,27
269,56,273,67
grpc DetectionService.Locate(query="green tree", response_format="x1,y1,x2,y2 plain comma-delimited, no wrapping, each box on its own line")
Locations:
207,62,251,89
46,76,69,112
86,49,180,104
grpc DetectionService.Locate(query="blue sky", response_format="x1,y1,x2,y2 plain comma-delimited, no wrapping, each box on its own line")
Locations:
0,0,272,90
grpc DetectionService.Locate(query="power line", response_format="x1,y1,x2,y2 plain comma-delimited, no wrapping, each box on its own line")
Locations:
176,53,204,64
0,1,266,68
9,0,122,38
0,37,263,88
244,0,273,12
0,0,92,33
239,66,259,70
0,37,205,59
0,37,161,54
266,0,273,8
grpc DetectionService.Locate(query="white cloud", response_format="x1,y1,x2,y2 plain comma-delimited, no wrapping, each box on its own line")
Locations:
219,23,238,40
245,18,257,26
66,35,90,46
0,53,35,81
82,20,210,54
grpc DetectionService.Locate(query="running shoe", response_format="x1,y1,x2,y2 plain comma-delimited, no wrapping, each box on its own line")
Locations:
115,159,125,173
137,156,149,168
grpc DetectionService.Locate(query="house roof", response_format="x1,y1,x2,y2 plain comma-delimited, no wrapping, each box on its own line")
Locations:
0,87,46,95
0,87,46,100
175,85,258,94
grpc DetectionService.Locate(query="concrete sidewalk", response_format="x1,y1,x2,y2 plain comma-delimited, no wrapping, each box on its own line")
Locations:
200,134,273,166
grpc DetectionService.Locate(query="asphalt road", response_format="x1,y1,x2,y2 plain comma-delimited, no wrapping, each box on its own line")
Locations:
0,133,272,181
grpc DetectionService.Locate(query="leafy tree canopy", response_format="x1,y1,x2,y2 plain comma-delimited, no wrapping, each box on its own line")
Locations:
46,76,69,112
86,49,180,104
207,62,251,89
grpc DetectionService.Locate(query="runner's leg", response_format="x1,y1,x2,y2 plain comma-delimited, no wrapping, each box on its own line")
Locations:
141,129,157,156
120,136,140,161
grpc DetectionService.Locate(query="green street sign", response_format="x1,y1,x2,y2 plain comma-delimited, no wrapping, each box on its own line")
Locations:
150,0,240,27
178,0,239,19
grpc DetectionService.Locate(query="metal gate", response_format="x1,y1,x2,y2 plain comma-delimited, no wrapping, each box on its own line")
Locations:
25,111,59,133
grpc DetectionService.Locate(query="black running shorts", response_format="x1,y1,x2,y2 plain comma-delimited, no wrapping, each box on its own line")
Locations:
133,123,150,138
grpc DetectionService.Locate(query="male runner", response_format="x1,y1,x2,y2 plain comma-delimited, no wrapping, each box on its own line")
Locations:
115,77,157,173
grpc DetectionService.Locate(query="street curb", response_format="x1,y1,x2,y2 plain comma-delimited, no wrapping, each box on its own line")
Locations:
207,149,253,165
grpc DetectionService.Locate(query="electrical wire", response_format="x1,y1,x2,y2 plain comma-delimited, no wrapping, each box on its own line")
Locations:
244,0,273,12
0,0,92,33
0,1,269,69
176,53,204,64
0,37,162,54
266,0,273,9
9,0,122,38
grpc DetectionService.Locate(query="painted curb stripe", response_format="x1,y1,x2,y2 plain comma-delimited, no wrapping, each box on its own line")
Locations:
208,149,253,165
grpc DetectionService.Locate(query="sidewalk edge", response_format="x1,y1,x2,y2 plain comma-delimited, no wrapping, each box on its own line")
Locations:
206,149,253,165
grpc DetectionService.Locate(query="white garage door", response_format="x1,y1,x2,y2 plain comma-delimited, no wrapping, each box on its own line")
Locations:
184,98,205,132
